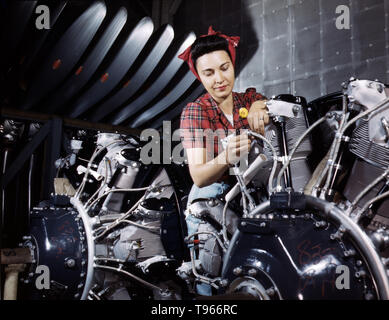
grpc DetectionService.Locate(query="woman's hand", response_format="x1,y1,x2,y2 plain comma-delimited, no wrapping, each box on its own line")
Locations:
247,100,269,135
225,133,251,165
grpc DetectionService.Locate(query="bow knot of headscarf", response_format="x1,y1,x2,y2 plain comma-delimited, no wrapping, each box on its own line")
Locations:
178,26,240,81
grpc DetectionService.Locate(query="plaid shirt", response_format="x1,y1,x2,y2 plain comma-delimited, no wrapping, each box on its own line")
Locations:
180,88,266,161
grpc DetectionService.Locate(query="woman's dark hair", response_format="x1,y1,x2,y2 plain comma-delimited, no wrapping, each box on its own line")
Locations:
190,35,232,71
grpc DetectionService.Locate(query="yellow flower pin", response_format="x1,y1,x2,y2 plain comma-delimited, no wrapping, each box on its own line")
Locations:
239,107,248,119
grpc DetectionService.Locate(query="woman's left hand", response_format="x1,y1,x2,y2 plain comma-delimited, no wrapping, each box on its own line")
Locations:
247,100,269,135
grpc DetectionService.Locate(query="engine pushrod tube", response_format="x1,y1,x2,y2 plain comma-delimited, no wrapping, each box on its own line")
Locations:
276,115,327,191
94,264,164,293
279,120,292,188
321,97,389,196
247,131,278,193
349,167,389,212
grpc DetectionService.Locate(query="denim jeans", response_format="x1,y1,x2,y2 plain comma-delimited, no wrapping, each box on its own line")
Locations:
185,182,230,296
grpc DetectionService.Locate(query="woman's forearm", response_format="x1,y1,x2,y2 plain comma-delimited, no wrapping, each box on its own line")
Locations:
189,150,230,187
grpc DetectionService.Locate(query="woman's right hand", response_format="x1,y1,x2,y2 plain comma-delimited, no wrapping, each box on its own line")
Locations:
225,133,251,165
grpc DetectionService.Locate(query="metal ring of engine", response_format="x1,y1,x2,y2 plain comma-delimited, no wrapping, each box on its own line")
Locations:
226,277,270,300
71,197,95,300
248,195,389,299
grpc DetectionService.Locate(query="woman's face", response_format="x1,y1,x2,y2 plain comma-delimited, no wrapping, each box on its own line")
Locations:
195,50,235,104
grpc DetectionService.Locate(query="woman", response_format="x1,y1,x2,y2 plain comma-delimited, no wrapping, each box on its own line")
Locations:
178,27,269,295
179,26,269,207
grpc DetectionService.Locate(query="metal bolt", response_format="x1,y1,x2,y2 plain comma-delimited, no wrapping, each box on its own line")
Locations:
241,221,247,227
339,226,346,233
266,287,275,296
355,270,366,278
219,279,228,287
65,258,76,268
365,292,374,300
233,267,242,275
344,249,356,257
292,105,300,115
315,221,327,228
248,268,257,277
356,260,363,267
330,233,337,240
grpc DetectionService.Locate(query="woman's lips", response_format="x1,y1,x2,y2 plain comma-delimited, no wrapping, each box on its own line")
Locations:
215,85,227,91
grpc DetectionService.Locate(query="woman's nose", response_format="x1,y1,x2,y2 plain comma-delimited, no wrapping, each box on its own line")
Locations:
214,71,223,83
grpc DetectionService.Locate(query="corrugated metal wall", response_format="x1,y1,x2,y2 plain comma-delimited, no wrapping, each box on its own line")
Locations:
175,0,389,102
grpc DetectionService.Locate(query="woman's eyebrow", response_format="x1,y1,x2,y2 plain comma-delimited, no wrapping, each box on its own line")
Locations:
201,61,230,73
201,67,214,73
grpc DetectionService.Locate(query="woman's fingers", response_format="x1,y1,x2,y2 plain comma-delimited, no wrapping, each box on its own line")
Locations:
259,119,265,136
226,134,251,164
253,115,259,133
263,111,270,124
247,110,269,134
247,115,254,132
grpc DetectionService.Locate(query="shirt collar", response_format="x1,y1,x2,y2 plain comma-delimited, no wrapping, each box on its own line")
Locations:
203,92,240,123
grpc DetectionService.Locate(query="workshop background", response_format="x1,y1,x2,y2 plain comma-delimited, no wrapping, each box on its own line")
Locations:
174,0,389,102
1,0,388,129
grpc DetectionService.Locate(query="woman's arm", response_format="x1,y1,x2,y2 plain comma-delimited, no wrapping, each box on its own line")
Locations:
247,100,269,135
186,134,251,187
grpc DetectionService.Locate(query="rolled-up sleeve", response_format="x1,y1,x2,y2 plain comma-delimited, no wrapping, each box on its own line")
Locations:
242,88,267,110
180,103,210,150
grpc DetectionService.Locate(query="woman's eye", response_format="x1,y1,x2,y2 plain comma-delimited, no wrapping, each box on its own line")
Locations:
221,65,229,71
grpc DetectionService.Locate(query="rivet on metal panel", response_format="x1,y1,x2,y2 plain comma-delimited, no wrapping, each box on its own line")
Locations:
75,66,83,75
100,73,109,83
52,59,61,70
